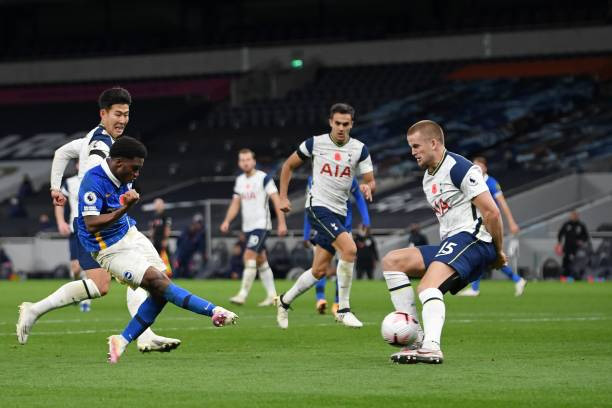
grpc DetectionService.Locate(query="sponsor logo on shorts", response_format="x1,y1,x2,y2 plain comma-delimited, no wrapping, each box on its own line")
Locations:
248,235,260,247
123,271,134,281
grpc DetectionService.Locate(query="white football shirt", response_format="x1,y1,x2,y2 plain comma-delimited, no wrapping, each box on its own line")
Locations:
298,134,373,216
233,170,278,232
422,151,492,242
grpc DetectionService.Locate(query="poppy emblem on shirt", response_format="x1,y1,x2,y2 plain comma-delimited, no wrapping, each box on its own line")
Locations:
334,152,342,161
246,184,251,189
432,184,437,194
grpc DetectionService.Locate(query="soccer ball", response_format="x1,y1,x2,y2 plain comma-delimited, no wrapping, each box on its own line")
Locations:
381,311,421,347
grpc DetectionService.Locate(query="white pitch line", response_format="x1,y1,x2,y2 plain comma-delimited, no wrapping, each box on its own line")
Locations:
1,315,609,337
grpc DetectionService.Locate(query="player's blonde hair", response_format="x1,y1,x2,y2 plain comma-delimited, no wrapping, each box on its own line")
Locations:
407,120,445,144
238,148,255,159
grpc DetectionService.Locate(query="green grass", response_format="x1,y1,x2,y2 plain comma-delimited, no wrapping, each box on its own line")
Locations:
1,279,611,408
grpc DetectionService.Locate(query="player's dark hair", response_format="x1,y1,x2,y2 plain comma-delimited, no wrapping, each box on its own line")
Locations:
408,120,445,144
98,87,132,110
238,148,255,159
329,103,355,120
109,136,147,159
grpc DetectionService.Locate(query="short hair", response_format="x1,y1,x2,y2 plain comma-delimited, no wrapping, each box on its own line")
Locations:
329,103,355,120
110,136,147,159
238,148,255,159
407,120,444,144
473,156,487,165
98,87,132,110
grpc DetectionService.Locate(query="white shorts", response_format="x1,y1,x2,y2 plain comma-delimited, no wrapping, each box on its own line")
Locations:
92,227,166,288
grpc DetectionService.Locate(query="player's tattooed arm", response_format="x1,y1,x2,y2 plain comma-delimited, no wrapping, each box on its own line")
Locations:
359,171,376,202
279,152,304,213
220,196,241,233
83,190,139,233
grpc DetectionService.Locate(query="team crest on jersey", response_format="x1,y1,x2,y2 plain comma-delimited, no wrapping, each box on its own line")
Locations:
84,191,97,205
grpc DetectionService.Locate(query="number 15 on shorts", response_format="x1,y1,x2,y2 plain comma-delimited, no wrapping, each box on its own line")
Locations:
436,242,457,257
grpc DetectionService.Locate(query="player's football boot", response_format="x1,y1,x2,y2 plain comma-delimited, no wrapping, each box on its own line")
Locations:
316,299,327,314
390,347,419,364
16,302,38,345
413,347,444,364
515,278,527,297
229,294,246,305
211,306,238,327
335,309,363,328
274,295,289,329
137,335,182,353
107,335,128,364
457,288,480,297
331,303,339,318
257,297,275,307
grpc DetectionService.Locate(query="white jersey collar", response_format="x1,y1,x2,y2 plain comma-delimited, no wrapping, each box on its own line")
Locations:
101,159,121,188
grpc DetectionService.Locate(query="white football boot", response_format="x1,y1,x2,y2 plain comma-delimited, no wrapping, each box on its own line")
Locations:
108,335,128,364
211,306,238,327
413,347,444,364
16,302,39,345
274,296,289,329
335,310,363,328
457,288,480,297
137,334,182,353
515,278,527,297
257,297,275,307
390,347,419,364
229,294,246,305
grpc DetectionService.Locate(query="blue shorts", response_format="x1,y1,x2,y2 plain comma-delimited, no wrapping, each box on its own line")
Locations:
73,219,101,270
307,206,347,255
418,232,497,284
245,229,268,253
68,232,79,261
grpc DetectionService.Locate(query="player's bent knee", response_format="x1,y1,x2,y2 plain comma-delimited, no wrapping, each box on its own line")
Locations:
141,267,170,298
311,267,326,279
382,250,404,271
88,269,110,296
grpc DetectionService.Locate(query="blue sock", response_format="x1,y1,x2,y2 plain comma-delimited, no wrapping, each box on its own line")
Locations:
501,265,521,283
471,279,481,291
315,277,327,301
121,296,166,343
163,283,216,316
334,279,339,303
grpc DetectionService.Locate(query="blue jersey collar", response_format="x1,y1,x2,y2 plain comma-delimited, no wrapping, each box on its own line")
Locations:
101,159,121,188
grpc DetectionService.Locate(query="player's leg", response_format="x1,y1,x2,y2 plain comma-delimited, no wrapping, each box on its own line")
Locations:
71,260,93,312
458,277,481,296
256,250,277,306
274,245,333,329
314,276,327,314
382,246,429,320
16,262,107,345
231,230,263,304
331,231,363,327
498,264,526,296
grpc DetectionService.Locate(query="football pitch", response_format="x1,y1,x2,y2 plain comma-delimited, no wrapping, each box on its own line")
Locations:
1,279,611,408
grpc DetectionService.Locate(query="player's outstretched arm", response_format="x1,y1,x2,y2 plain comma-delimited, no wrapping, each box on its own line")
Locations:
54,204,70,236
220,196,241,233
269,192,287,236
279,152,304,213
83,190,139,233
50,139,83,206
473,191,506,268
359,171,376,202
496,193,520,235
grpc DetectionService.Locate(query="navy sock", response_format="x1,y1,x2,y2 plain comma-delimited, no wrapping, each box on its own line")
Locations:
121,296,166,343
315,277,327,301
163,283,216,316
